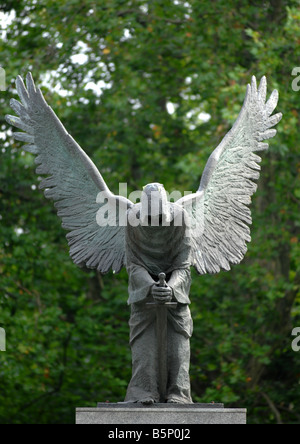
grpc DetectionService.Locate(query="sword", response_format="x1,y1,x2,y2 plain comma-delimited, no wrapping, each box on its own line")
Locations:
146,272,177,403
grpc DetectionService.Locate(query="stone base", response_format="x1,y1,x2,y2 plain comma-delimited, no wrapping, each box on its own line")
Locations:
76,403,247,424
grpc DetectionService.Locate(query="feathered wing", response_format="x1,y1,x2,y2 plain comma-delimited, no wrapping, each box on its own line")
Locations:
177,76,282,274
6,73,132,273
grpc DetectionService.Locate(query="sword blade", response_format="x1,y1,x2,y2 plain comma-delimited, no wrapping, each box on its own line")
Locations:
156,305,168,403
146,301,177,402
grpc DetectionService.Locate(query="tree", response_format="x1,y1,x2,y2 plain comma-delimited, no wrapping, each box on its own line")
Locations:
0,0,299,424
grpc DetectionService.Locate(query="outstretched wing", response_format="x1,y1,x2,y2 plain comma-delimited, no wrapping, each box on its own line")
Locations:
177,76,282,274
6,73,132,273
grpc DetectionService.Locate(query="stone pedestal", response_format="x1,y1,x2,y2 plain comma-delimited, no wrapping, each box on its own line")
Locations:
76,403,246,424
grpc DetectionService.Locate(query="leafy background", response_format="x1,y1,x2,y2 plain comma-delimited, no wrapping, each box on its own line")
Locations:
0,0,299,424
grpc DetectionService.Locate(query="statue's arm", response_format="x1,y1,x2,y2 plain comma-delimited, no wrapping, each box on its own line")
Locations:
168,268,191,304
127,264,156,305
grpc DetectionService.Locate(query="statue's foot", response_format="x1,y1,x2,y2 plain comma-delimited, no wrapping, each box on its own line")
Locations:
167,397,193,404
140,398,155,405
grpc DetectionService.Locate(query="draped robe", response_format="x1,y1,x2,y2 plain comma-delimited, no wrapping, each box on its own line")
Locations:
124,212,193,403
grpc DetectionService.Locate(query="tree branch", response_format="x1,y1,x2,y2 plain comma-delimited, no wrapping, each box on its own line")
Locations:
261,392,283,424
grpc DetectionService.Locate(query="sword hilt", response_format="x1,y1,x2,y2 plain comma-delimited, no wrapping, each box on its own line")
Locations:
158,272,166,287
146,272,177,309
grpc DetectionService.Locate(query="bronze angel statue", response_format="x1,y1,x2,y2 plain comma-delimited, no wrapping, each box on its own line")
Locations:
6,73,282,404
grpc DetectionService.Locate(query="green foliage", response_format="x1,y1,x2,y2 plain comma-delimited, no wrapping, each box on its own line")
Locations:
0,0,299,424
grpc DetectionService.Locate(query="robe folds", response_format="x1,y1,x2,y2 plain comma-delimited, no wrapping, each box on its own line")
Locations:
124,217,194,404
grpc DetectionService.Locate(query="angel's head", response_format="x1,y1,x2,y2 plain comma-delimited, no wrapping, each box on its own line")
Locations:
140,182,170,226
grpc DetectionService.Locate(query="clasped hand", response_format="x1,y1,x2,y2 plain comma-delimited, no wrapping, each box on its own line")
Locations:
151,283,173,304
